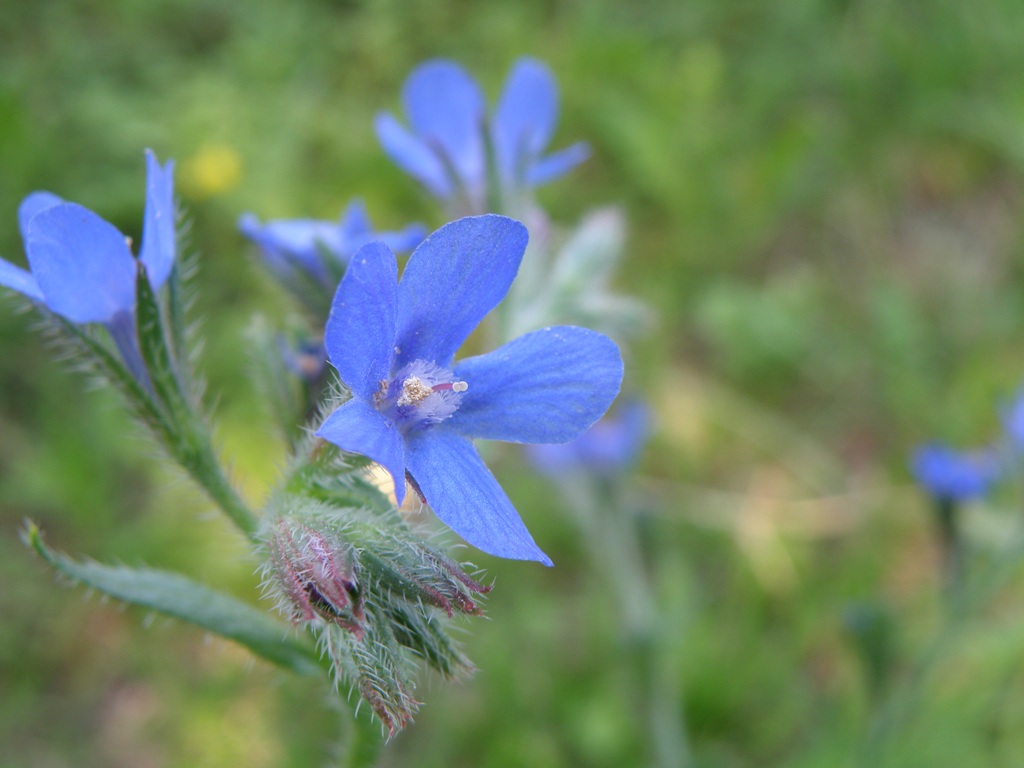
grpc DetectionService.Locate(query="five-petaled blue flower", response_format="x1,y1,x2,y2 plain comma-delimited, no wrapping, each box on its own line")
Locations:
0,150,175,380
315,214,623,565
528,400,650,478
376,58,589,213
910,443,1000,503
239,199,425,304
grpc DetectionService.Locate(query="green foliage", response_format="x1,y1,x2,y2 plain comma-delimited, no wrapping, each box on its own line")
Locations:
3,0,1024,766
24,522,321,677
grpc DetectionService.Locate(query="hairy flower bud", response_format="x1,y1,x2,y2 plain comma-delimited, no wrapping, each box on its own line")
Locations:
358,534,491,619
266,516,364,637
260,486,491,735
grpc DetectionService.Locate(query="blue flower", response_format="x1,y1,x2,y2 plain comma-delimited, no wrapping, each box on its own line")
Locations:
0,150,175,378
1001,389,1024,451
910,443,1000,503
239,199,425,307
279,335,327,382
375,58,589,212
527,400,650,477
315,215,623,565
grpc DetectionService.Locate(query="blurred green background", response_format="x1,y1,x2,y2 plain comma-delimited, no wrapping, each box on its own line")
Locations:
4,0,1024,766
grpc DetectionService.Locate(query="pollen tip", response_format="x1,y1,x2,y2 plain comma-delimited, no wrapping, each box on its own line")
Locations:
452,381,468,393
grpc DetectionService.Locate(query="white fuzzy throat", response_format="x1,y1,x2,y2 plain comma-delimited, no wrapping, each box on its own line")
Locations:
379,360,468,430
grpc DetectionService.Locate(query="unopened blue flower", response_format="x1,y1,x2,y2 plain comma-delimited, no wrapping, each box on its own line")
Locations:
528,401,650,477
0,150,175,378
315,214,623,565
376,58,589,211
910,443,1000,502
240,199,425,291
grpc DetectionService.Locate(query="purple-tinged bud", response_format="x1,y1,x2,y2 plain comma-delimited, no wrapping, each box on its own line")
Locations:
260,485,490,735
359,538,491,619
419,548,492,616
266,518,364,637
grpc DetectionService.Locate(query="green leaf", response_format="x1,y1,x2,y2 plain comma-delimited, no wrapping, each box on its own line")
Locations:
24,522,322,677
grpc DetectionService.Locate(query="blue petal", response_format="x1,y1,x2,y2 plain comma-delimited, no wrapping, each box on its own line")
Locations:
0,257,44,302
406,428,552,565
527,400,650,476
139,150,176,289
1001,389,1024,450
526,142,590,186
493,58,558,184
403,60,486,193
18,192,65,243
339,199,373,240
324,242,398,400
25,203,136,324
451,326,623,443
375,223,427,255
239,214,338,278
910,443,999,502
335,199,426,256
239,214,289,276
375,112,453,198
316,398,407,505
395,215,527,369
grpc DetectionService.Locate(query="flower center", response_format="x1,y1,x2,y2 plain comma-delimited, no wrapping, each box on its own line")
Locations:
376,359,467,431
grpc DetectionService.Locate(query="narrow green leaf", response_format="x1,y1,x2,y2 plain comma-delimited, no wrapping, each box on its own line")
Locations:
25,522,323,677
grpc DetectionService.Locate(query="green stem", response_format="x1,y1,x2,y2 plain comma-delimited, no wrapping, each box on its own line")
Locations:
335,699,385,768
180,428,261,539
131,265,262,538
935,498,965,608
562,475,693,768
858,535,1024,767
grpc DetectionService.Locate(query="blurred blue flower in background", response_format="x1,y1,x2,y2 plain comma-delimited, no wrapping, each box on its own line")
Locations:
0,149,175,381
527,400,650,477
910,443,1001,502
1001,389,1024,451
315,214,623,565
279,335,327,382
239,199,425,296
375,58,588,212
492,59,590,198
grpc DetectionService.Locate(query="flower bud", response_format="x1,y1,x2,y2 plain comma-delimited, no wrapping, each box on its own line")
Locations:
266,516,364,637
262,479,491,735
359,535,491,619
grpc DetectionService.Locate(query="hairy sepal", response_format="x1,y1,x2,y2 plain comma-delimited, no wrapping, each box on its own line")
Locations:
260,442,488,734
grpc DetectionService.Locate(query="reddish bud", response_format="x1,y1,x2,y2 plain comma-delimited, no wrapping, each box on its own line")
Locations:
267,518,364,637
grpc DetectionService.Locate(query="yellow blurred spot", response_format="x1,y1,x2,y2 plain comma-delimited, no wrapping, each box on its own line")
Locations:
656,365,711,455
368,463,397,501
735,468,799,594
179,143,242,199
